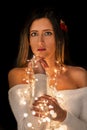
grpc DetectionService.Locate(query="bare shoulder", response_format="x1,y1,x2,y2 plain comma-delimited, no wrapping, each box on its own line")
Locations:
69,65,87,76
8,67,27,88
68,65,87,87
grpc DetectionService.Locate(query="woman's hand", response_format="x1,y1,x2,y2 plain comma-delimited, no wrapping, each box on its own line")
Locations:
28,55,48,74
31,94,67,122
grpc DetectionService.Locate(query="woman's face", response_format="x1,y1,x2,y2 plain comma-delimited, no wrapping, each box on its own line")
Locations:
29,18,56,60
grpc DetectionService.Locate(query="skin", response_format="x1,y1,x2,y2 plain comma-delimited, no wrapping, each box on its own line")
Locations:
8,18,87,122
29,18,56,62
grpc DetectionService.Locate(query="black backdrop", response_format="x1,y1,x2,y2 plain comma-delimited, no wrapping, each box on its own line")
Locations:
0,1,87,130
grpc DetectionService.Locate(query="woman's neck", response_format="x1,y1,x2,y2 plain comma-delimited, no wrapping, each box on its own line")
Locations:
44,58,56,75
45,58,66,77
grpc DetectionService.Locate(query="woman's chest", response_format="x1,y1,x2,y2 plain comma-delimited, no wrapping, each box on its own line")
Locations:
48,73,78,90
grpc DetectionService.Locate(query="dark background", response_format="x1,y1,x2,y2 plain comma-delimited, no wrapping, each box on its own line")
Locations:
0,1,87,130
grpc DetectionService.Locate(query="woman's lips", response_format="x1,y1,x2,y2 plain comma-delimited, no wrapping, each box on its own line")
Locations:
37,48,46,51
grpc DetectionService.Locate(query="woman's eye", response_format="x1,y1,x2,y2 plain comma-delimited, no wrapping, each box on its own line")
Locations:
44,32,52,36
30,31,52,37
30,32,38,37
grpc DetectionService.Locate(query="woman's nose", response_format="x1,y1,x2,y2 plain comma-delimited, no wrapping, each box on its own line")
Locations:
38,34,44,45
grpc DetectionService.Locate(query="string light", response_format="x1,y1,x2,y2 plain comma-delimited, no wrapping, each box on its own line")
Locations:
16,55,67,129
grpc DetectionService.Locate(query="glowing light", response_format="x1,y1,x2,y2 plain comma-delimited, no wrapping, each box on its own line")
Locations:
27,122,32,127
20,55,66,129
24,113,28,118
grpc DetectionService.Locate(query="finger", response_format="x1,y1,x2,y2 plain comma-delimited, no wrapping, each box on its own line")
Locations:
33,55,49,68
39,59,49,68
34,61,46,74
39,95,58,104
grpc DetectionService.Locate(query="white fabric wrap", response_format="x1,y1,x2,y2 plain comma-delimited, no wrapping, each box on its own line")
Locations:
8,74,87,130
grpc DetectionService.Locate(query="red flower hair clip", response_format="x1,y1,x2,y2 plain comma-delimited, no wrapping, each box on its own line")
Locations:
60,19,68,32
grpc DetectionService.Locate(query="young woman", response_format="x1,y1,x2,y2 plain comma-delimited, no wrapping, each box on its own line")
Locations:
8,7,87,130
